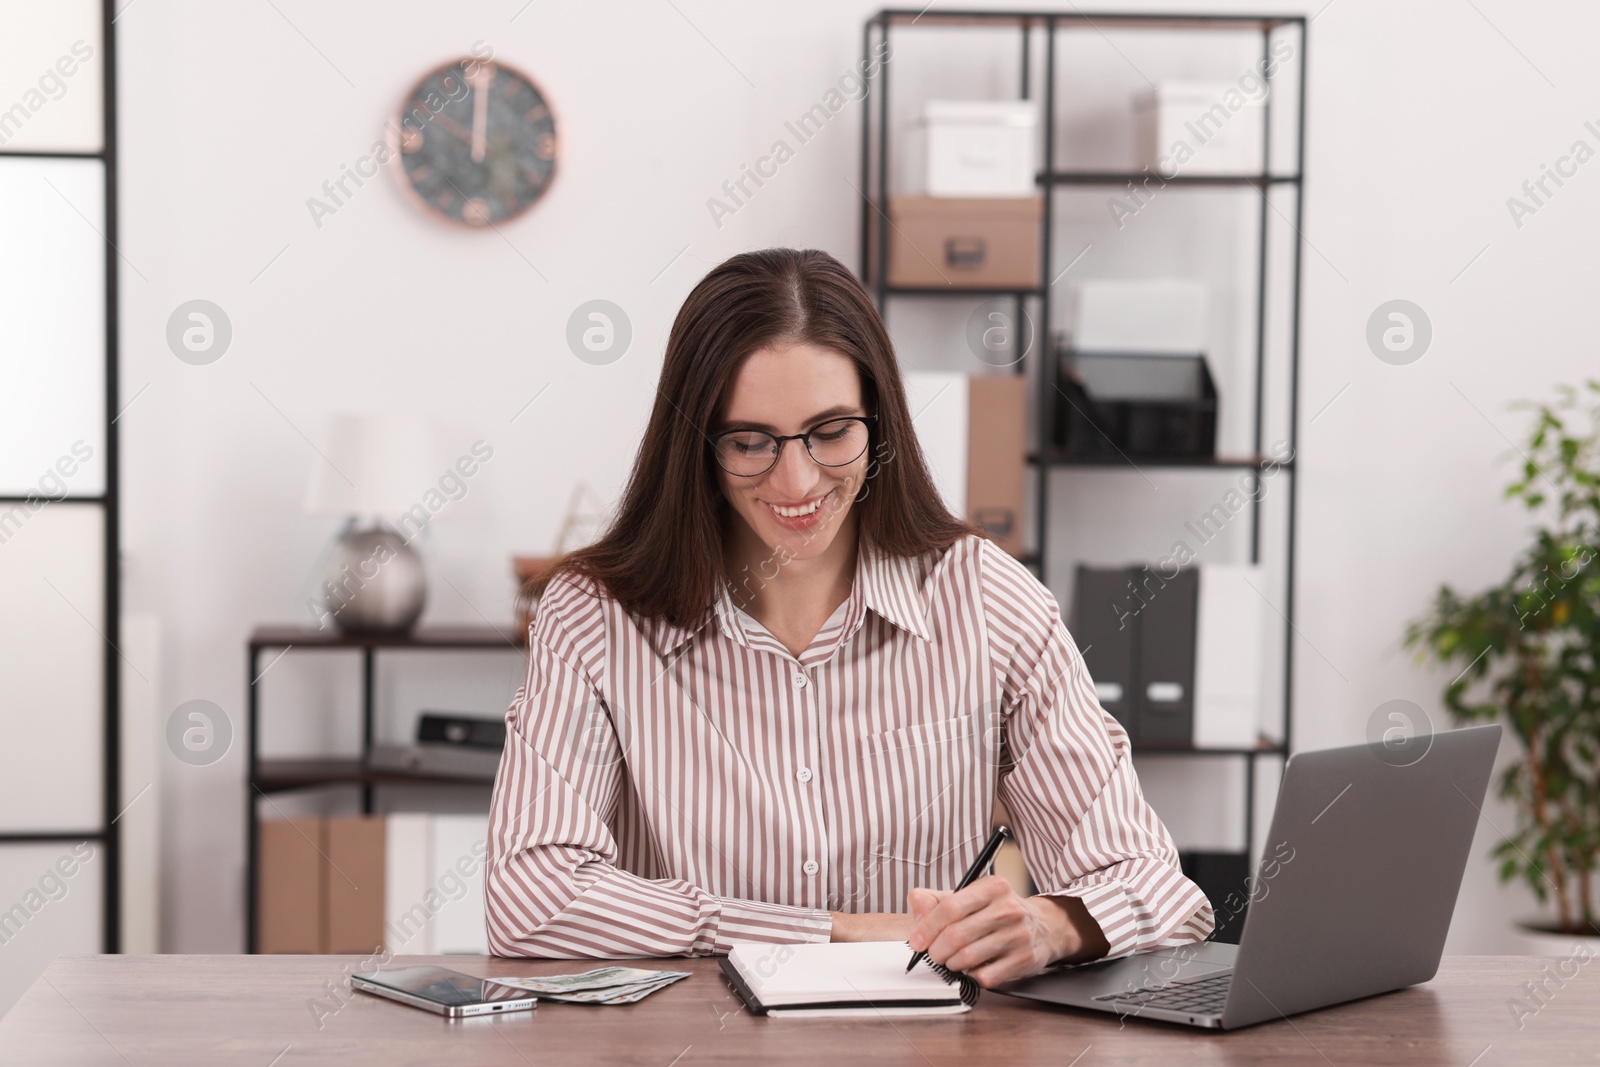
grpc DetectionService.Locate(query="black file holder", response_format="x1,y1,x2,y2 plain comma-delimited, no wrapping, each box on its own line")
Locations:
1071,564,1199,749
1053,342,1218,459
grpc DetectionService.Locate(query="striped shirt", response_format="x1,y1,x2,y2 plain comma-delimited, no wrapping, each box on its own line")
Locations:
485,534,1214,960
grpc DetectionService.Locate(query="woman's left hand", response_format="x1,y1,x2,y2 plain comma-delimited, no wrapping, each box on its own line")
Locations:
907,875,1108,988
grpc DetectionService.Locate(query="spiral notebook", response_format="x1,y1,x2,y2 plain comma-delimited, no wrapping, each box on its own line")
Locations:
719,941,980,1018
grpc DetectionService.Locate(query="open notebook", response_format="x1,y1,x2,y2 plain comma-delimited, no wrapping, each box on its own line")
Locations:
720,941,981,1018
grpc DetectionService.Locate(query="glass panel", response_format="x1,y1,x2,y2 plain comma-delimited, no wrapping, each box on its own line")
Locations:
0,504,104,833
0,841,103,1015
0,0,104,153
0,157,106,496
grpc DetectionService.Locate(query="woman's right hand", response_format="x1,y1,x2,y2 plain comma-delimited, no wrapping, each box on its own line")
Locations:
829,911,915,943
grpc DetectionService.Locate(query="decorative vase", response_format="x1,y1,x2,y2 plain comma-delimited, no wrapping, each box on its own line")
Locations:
321,526,426,634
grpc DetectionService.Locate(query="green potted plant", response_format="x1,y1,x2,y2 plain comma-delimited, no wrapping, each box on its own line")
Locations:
1405,381,1600,947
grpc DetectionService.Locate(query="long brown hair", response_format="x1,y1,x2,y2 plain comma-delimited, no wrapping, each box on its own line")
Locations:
534,247,974,629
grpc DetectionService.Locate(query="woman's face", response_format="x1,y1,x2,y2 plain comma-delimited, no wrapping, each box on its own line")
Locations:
715,341,871,567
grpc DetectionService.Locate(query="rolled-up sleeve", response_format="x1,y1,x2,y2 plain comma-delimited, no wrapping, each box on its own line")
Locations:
484,578,833,958
982,545,1214,960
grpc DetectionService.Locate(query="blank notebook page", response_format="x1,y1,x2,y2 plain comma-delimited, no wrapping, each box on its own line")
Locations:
727,941,962,1005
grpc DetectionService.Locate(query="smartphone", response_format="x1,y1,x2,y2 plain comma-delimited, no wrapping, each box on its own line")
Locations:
351,965,537,1018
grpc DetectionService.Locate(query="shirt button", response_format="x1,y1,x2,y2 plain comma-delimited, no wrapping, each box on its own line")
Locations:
802,860,820,875
792,672,808,688
797,767,813,783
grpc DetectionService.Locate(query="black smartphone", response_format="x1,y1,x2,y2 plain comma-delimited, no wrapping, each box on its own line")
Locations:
351,965,537,1018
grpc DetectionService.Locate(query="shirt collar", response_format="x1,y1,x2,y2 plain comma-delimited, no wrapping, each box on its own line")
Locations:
651,543,934,657
854,543,934,642
647,611,715,658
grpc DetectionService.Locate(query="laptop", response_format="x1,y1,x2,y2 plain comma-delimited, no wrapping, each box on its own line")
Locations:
996,723,1501,1029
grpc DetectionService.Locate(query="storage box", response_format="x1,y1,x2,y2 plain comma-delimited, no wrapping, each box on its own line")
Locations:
325,816,386,954
259,815,387,953
1053,339,1217,459
1192,564,1267,750
259,817,324,954
1072,278,1209,355
1133,82,1265,176
905,373,1029,558
918,100,1038,197
966,376,1027,555
870,196,1041,289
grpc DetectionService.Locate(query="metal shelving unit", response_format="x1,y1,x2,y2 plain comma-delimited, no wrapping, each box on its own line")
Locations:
243,625,520,953
859,9,1307,938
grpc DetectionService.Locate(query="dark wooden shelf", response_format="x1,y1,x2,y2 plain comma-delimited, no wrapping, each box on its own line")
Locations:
252,758,494,793
881,285,1045,298
1044,172,1300,187
0,147,107,160
1031,452,1295,471
248,625,522,650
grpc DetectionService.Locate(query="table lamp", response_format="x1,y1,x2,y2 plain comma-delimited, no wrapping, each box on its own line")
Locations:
303,413,439,634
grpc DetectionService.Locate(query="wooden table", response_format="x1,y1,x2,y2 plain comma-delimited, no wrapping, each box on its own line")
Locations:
0,954,1592,1065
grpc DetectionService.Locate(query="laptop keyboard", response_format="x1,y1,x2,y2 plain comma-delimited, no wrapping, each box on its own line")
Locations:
1094,972,1233,1016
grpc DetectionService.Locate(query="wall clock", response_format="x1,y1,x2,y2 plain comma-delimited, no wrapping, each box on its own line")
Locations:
393,57,558,227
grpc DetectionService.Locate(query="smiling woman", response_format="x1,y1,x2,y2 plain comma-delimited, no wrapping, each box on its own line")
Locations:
487,248,1213,988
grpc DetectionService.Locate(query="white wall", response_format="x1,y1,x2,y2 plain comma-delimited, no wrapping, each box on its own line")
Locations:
116,0,1594,954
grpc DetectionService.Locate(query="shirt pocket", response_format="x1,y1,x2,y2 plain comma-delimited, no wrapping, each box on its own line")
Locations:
861,715,990,878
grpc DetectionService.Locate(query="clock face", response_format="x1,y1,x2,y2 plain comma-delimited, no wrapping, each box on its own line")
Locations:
393,58,558,227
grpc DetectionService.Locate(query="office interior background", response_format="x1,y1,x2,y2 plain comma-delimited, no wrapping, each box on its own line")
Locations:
4,0,1600,1016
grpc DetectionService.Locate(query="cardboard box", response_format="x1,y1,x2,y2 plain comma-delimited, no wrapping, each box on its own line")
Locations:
966,376,1027,556
870,197,1041,289
259,817,324,953
325,816,386,954
259,815,387,953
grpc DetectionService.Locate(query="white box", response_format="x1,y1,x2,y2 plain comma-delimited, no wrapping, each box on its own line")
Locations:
1193,564,1268,749
903,372,967,516
915,100,1038,198
1071,279,1209,354
382,813,491,955
430,815,490,955
1133,82,1265,177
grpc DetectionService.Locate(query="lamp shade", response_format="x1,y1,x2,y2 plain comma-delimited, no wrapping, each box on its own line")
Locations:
302,413,440,519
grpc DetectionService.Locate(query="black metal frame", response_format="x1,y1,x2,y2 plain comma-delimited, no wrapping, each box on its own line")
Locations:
0,0,122,953
859,9,1307,869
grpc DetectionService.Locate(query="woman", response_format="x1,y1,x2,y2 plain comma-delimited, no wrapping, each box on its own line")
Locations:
486,248,1212,988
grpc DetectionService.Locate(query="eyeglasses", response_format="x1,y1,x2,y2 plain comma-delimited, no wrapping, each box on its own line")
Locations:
709,415,877,477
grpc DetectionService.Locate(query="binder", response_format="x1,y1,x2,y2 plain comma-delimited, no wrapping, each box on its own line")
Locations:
1070,566,1138,737
1070,564,1199,748
1137,567,1198,748
259,817,324,953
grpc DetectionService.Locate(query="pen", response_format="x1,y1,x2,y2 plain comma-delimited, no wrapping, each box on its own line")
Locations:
906,824,1012,974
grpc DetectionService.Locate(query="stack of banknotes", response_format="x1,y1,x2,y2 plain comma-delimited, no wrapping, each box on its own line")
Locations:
497,966,692,1005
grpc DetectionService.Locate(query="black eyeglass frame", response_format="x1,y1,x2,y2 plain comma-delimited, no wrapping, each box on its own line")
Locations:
707,414,879,477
